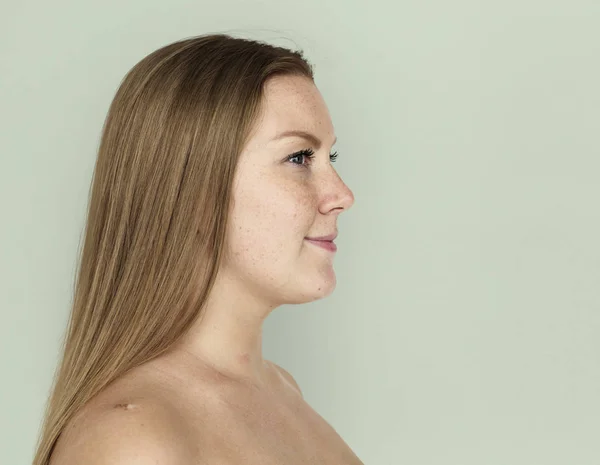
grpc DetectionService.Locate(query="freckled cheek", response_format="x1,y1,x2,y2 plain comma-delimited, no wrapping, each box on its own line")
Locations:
278,182,314,212
230,179,317,246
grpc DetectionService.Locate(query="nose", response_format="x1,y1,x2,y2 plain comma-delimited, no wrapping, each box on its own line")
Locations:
337,181,354,212
320,168,355,214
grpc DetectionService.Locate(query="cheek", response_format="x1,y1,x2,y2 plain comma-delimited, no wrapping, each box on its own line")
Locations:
228,181,316,259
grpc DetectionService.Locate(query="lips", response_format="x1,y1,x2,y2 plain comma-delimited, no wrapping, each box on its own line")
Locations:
305,232,338,241
305,238,337,252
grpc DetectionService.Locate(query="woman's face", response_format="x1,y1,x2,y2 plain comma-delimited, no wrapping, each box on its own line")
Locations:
224,74,354,306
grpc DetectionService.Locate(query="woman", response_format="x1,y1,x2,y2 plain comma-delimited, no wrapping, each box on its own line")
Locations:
33,33,360,464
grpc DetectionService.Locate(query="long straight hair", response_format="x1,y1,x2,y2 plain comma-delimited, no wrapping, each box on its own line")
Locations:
32,33,314,465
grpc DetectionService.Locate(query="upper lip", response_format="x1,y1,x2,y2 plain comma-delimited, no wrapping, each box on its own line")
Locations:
305,232,338,242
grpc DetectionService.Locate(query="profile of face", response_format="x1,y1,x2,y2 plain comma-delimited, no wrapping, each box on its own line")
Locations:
223,75,355,307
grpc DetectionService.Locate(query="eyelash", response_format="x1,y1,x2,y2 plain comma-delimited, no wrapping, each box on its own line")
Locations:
286,148,339,167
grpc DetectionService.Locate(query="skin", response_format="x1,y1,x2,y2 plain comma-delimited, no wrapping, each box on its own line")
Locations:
165,73,355,388
51,74,359,464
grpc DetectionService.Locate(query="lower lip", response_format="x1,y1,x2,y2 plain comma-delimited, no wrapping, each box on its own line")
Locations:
305,239,337,252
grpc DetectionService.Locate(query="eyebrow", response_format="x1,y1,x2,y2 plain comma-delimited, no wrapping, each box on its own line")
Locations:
270,130,337,149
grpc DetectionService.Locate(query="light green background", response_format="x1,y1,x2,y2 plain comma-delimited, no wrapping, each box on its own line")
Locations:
1,1,599,464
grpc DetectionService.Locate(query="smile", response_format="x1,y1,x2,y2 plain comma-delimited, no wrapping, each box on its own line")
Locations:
304,238,337,252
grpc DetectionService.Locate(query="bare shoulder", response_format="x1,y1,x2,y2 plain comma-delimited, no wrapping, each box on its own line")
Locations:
50,399,197,465
270,361,303,397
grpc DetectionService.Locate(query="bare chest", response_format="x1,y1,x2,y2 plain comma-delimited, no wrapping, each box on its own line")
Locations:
82,361,364,464
186,389,364,465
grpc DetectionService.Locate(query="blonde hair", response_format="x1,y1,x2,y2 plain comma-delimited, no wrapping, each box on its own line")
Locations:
32,33,314,465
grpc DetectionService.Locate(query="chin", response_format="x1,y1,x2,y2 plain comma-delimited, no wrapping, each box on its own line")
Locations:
309,278,337,301
282,281,336,305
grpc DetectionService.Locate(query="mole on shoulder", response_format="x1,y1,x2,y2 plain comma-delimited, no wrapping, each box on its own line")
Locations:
113,403,137,411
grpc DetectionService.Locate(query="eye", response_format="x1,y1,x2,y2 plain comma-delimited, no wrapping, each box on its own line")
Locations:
287,148,339,168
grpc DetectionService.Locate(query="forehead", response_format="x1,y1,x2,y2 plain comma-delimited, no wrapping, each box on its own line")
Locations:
248,75,335,150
